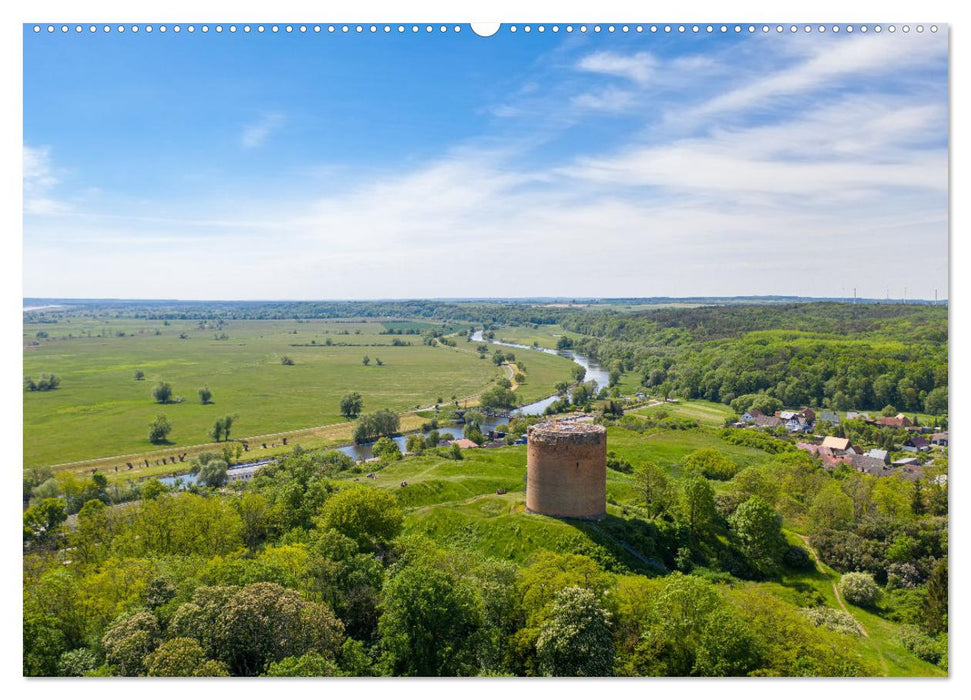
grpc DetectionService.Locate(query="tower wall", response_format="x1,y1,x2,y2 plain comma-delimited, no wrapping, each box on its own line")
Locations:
525,421,606,520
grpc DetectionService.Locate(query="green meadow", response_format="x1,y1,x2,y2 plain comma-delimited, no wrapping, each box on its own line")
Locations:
23,317,576,467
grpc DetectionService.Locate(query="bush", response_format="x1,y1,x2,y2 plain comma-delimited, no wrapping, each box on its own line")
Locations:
682,448,739,480
838,572,881,608
899,625,946,665
801,606,860,636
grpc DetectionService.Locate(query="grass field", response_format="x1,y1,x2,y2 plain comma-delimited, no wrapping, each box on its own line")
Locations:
490,324,581,349
23,317,576,468
630,399,736,427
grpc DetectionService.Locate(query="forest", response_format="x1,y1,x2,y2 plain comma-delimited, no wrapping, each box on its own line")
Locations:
556,303,947,414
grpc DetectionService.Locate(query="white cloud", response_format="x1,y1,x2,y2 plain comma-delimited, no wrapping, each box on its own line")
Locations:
571,87,636,112
241,112,286,149
690,34,945,119
23,145,69,215
576,51,657,85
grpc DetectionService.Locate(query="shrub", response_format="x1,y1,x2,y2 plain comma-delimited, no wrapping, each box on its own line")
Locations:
681,448,739,480
838,572,881,608
899,625,946,665
801,606,861,636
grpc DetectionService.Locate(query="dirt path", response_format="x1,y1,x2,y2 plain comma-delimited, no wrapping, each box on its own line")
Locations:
798,534,869,638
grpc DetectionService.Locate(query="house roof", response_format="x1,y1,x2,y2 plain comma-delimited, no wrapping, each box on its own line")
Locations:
821,436,851,451
850,454,893,476
908,435,930,448
931,432,948,441
753,415,784,428
818,411,839,422
450,438,480,449
868,449,889,460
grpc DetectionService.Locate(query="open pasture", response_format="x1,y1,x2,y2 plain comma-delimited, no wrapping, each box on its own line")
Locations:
23,317,575,467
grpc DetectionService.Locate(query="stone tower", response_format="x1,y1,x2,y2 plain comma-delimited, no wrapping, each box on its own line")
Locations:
525,421,607,520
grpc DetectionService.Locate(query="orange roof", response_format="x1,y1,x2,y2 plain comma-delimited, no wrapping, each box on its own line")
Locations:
451,438,480,449
821,436,851,451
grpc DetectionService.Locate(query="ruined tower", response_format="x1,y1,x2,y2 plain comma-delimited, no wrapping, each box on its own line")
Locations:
525,421,607,520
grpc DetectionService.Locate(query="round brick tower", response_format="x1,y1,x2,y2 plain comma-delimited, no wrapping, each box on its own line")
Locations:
526,421,607,520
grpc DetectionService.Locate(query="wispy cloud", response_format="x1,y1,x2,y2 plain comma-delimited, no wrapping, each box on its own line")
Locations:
576,51,657,84
571,87,636,112
241,112,286,149
23,145,69,215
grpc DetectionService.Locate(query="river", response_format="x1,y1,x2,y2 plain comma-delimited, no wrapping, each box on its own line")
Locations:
335,332,606,460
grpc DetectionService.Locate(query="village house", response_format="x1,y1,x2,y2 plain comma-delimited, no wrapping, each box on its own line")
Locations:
450,438,480,449
846,411,870,421
741,409,765,423
753,415,784,429
876,413,914,429
907,435,931,452
816,411,840,426
931,432,948,447
821,436,851,452
867,448,890,465
850,453,894,477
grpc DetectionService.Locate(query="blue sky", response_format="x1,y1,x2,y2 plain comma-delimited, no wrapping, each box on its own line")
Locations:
23,25,949,300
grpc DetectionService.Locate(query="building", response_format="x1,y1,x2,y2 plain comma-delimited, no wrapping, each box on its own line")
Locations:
867,449,890,464
876,414,914,429
526,421,606,520
821,436,851,452
450,438,480,449
753,415,784,429
850,454,894,477
931,432,948,447
817,411,840,426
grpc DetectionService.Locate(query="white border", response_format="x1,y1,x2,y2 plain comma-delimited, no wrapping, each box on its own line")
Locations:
3,1,964,698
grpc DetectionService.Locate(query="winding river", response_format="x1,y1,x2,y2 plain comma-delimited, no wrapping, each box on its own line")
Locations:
163,327,608,479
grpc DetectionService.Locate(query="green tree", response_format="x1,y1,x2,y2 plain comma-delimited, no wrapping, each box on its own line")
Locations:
198,386,213,404
58,648,99,677
633,462,672,519
922,558,948,636
680,475,716,542
152,381,173,403
23,497,67,548
206,583,343,676
479,385,517,411
536,586,614,677
378,562,484,676
318,486,403,552
809,481,854,532
101,611,162,676
134,369,145,381
263,652,340,677
728,497,787,574
210,415,236,442
145,637,229,677
881,404,898,417
281,355,295,365
373,437,402,461
140,478,167,501
148,415,172,444
340,392,364,420
362,355,370,366
923,386,948,416
23,610,67,676
198,459,229,488
405,434,425,455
